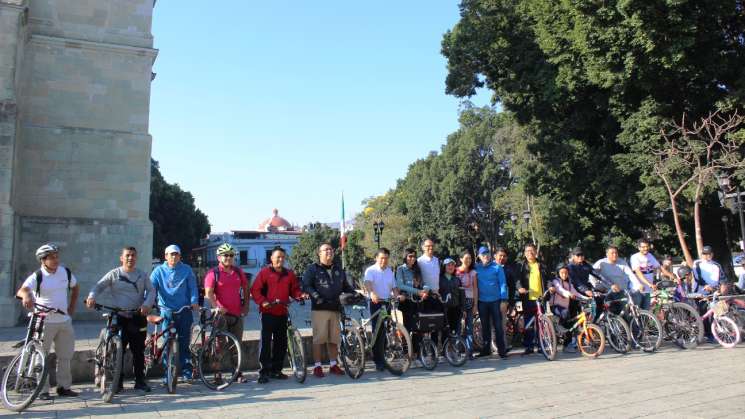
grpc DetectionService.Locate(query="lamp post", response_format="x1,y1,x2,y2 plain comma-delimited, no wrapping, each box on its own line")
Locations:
722,214,732,251
373,221,385,249
717,173,745,251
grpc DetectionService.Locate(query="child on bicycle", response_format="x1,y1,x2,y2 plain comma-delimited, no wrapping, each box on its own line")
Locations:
549,264,582,352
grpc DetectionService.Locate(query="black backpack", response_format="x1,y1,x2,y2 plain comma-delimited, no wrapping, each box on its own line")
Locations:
34,267,72,297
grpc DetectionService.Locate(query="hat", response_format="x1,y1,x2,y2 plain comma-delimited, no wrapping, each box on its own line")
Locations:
478,246,490,255
443,257,456,265
165,244,181,254
701,245,713,255
571,247,584,256
556,263,569,272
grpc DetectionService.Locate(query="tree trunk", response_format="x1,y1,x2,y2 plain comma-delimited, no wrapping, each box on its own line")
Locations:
670,195,695,266
693,176,704,259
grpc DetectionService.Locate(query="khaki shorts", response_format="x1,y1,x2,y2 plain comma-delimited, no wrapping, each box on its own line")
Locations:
311,310,341,345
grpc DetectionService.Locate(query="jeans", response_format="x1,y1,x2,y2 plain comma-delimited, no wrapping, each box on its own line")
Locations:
162,309,193,376
522,300,538,349
632,291,651,310
477,300,506,356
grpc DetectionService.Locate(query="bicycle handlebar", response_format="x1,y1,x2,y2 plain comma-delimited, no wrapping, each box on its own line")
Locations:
93,303,139,314
16,296,66,315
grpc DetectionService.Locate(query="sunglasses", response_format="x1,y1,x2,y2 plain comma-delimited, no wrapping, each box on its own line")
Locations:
222,254,235,258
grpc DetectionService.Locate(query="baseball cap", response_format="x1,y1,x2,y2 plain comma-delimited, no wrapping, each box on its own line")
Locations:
702,245,713,255
443,257,456,265
571,247,584,256
165,244,181,254
478,246,490,255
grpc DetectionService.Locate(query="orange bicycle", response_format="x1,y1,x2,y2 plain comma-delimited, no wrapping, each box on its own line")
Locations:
563,296,605,358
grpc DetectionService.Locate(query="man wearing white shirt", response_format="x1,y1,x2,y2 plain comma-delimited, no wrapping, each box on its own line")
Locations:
417,239,440,292
630,239,667,309
593,245,639,293
692,246,724,295
363,248,399,371
16,243,80,399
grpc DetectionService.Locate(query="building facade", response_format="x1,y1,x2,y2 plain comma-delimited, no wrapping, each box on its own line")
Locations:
0,1,157,324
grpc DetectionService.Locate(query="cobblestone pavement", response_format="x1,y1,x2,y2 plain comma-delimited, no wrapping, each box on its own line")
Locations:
1,343,743,418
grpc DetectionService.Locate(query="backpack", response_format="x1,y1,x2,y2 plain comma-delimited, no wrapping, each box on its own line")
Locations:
34,267,72,297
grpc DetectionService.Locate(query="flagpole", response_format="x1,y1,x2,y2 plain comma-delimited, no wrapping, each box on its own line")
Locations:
341,192,346,270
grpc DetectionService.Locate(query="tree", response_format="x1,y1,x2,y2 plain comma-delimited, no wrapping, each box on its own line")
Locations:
150,159,210,258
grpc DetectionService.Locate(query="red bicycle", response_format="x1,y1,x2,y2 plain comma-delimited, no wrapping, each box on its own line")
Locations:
143,305,191,394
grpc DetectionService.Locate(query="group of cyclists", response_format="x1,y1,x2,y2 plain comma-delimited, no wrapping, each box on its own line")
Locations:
7,236,745,409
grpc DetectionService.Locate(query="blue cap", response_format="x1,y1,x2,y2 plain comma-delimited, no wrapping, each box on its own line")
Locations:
443,257,455,265
165,244,181,254
478,246,490,255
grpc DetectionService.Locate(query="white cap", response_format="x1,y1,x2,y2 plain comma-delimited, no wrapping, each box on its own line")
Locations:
165,244,181,254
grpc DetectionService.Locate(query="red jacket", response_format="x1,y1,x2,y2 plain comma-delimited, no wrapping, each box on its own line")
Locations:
251,266,303,316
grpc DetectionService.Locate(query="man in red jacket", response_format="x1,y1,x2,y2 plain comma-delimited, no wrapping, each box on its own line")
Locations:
251,247,306,384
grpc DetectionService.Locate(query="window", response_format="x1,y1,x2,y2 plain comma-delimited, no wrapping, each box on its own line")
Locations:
239,250,248,265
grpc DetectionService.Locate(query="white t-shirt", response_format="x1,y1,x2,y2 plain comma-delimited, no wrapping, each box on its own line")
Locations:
417,255,440,292
693,260,721,292
630,252,660,293
364,264,396,299
22,265,78,323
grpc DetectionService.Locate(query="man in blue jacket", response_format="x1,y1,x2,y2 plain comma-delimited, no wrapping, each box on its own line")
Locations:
150,244,199,382
475,246,508,358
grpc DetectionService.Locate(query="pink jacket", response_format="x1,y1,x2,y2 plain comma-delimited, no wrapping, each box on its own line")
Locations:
550,277,583,309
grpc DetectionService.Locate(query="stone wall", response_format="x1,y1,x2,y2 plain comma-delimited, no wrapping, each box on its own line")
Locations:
0,0,157,325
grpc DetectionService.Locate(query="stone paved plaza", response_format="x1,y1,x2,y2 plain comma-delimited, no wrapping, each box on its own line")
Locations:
2,343,743,419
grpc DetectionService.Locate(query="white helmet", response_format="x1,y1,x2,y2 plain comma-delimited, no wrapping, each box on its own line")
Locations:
35,243,59,261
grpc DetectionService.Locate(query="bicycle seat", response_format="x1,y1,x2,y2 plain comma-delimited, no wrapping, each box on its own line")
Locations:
102,313,112,319
147,314,164,325
352,305,366,311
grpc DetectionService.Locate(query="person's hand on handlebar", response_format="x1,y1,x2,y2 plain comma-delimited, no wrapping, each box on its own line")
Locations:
704,285,714,293
22,295,34,310
611,284,620,293
85,297,96,309
370,292,380,304
548,286,556,294
518,287,527,295
191,303,200,311
584,290,593,297
419,290,429,299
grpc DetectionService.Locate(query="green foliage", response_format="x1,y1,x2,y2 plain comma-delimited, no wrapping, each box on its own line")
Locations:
150,159,211,259
441,0,745,260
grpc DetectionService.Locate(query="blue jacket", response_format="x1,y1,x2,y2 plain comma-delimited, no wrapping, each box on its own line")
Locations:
475,261,508,302
150,261,198,311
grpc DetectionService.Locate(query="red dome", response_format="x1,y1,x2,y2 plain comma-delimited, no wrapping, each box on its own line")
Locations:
259,209,293,231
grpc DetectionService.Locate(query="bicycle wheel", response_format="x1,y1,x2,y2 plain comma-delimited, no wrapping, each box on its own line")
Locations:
419,337,438,371
712,316,740,349
287,328,306,383
339,324,365,379
577,324,605,358
630,310,662,352
726,309,745,340
605,315,631,354
199,331,242,391
383,319,411,376
471,315,485,351
166,338,178,394
444,335,468,367
101,335,123,403
668,303,703,349
1,341,48,412
537,315,557,361
94,329,105,387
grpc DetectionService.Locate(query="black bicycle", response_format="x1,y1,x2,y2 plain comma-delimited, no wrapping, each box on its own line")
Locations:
1,298,64,412
92,304,139,402
189,308,243,390
338,293,367,379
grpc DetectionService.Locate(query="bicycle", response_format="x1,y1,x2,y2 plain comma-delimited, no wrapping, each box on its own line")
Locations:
348,297,412,376
264,298,309,383
91,304,139,402
409,291,468,370
337,293,367,379
594,293,632,354
522,291,557,361
1,298,63,412
617,290,662,352
689,292,741,348
650,284,703,349
143,305,192,394
189,308,243,390
558,295,605,358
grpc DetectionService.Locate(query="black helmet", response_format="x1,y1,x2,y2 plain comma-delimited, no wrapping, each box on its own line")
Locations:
555,263,569,273
677,266,692,278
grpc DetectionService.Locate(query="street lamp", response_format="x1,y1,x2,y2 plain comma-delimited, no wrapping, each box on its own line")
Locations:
373,221,385,249
510,213,518,223
522,210,531,223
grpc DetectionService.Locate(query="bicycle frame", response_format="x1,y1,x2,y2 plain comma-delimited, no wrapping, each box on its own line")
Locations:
356,300,394,350
14,311,48,391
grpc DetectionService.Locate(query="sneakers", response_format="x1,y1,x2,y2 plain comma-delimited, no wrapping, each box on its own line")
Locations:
257,374,269,384
181,368,193,382
134,381,152,393
329,365,344,376
522,348,535,356
375,364,386,372
269,371,288,380
38,392,53,401
56,387,79,397
313,366,325,378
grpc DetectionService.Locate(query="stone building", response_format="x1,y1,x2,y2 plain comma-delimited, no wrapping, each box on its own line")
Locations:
0,0,157,325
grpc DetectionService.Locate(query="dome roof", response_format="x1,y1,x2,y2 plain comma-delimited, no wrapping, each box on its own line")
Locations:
259,209,293,231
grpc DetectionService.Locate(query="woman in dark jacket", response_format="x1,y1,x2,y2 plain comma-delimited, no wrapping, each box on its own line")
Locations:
439,258,464,333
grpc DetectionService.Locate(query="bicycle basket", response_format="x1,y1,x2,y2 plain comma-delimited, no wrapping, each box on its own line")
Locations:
714,300,729,316
413,311,445,332
339,292,366,306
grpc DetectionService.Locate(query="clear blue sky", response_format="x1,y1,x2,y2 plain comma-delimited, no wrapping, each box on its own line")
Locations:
150,1,490,232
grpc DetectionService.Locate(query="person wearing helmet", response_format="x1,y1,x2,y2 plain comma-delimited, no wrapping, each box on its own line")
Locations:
16,243,80,399
203,243,249,383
